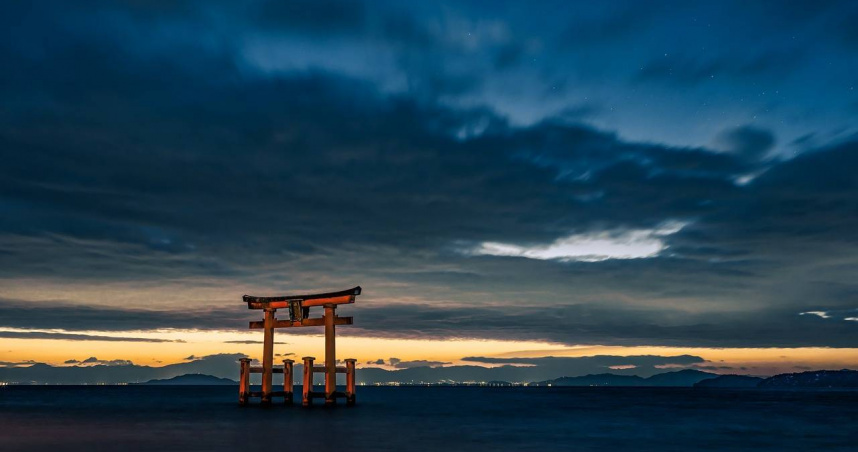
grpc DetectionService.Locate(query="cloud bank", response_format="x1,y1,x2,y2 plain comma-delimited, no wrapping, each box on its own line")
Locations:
0,0,856,352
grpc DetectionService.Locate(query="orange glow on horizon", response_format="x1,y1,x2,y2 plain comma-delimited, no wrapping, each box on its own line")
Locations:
1,328,856,376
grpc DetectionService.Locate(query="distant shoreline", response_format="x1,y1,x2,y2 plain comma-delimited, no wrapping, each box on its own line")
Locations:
2,369,856,389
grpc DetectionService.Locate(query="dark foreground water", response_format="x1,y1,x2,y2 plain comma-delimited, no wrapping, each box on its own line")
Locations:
1,386,856,451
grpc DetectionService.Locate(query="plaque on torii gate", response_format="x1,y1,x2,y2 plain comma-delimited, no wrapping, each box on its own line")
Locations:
238,286,361,407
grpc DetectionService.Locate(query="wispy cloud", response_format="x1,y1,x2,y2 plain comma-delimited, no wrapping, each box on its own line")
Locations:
0,360,37,368
0,329,184,343
466,221,686,262
223,340,289,345
386,358,450,369
800,311,832,319
64,357,134,366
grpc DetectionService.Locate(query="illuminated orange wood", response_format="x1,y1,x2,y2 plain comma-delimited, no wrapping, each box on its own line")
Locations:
302,294,355,307
260,308,275,406
246,295,354,310
324,305,336,406
302,356,314,407
243,287,361,310
345,358,356,406
283,359,294,405
248,316,352,329
238,358,251,406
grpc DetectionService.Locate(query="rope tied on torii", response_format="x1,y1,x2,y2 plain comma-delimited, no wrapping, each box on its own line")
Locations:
238,286,361,407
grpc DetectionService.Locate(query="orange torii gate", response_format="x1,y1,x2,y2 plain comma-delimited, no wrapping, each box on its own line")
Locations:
238,286,361,407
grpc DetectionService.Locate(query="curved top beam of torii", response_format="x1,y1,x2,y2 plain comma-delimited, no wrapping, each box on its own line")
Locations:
243,286,361,309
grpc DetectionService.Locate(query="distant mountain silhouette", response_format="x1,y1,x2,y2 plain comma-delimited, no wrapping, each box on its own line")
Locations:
0,354,246,385
694,375,763,388
139,373,237,385
758,370,858,388
531,373,645,386
533,370,715,387
0,353,720,385
645,369,715,386
1,355,855,388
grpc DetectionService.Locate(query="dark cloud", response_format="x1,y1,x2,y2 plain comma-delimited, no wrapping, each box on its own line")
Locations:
833,9,858,49
463,355,701,365
0,360,37,368
0,298,246,332
348,301,858,348
561,1,664,46
493,42,525,70
79,357,134,366
695,365,737,371
0,0,856,353
463,355,704,377
556,104,603,121
636,52,801,87
253,0,366,35
390,359,450,369
1,266,857,347
714,125,776,161
0,330,183,343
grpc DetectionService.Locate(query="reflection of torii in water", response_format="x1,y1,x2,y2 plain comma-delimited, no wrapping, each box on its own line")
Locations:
238,286,361,407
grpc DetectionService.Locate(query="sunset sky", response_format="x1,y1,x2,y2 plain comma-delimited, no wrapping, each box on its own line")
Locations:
1,0,857,379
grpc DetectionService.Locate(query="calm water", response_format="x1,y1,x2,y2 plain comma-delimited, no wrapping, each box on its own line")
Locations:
1,386,856,451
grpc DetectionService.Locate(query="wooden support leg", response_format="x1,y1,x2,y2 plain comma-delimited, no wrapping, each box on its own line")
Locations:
302,356,315,407
324,304,336,406
239,358,251,406
283,359,294,405
345,358,356,406
261,308,275,406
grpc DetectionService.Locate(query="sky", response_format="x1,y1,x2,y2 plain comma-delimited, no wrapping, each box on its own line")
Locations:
1,0,857,381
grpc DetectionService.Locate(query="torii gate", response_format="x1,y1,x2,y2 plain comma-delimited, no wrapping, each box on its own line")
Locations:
238,286,361,407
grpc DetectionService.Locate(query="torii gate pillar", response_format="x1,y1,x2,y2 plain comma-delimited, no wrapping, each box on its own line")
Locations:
260,308,275,406
324,304,337,405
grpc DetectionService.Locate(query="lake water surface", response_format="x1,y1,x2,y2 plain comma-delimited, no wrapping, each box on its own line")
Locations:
1,386,856,451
